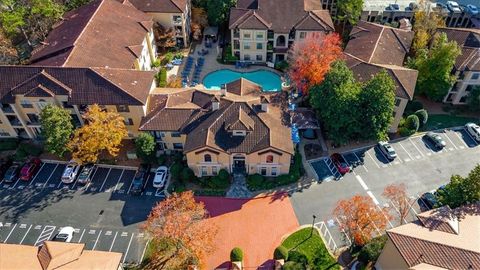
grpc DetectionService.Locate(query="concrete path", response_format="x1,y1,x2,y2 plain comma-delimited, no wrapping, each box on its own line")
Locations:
226,174,252,198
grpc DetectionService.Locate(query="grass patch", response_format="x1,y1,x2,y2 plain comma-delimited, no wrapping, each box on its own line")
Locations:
280,228,339,269
420,114,479,131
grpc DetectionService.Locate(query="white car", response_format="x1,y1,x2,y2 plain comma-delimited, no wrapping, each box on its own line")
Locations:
153,166,168,189
446,1,461,13
378,141,397,160
61,161,80,184
52,226,74,242
465,123,480,142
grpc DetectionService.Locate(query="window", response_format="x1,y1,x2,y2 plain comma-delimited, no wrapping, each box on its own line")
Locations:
200,166,207,176
124,118,134,125
260,167,267,176
20,100,33,108
256,32,264,40
243,42,251,50
27,114,39,123
233,130,246,136
204,154,212,162
266,155,273,163
0,129,9,136
395,98,401,107
472,73,480,80
173,15,182,23
244,54,251,61
243,32,251,39
212,166,218,175
173,143,183,150
256,43,263,50
466,85,475,92
62,102,74,109
299,32,307,39
171,132,181,137
116,105,129,112
256,55,263,61
271,167,278,176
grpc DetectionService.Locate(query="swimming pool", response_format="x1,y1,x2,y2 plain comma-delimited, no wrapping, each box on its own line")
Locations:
203,69,282,91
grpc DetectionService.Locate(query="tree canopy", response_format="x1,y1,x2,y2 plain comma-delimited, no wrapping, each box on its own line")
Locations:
206,0,236,26
40,105,74,157
437,164,480,208
135,132,156,162
336,0,363,26
382,183,414,225
142,191,216,269
67,104,127,164
409,33,461,101
310,61,396,145
411,0,445,54
191,7,208,41
287,33,342,94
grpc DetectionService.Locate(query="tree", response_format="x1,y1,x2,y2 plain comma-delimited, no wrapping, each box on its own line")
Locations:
206,0,235,26
135,132,155,162
358,70,396,140
141,191,216,269
191,7,208,41
61,0,92,11
437,165,480,208
466,86,480,112
410,33,461,101
336,0,363,29
287,33,342,94
0,29,18,64
67,104,127,164
40,105,73,157
411,0,445,54
153,22,176,49
382,184,415,224
333,195,391,246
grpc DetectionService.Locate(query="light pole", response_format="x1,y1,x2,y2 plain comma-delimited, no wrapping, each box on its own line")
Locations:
310,215,317,237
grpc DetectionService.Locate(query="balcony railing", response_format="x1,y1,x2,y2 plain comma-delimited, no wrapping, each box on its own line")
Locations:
1,105,14,114
8,118,22,127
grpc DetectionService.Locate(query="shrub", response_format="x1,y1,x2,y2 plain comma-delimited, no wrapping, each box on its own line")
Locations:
405,114,420,132
0,138,19,151
15,141,43,160
170,162,183,181
287,250,308,264
230,247,243,261
398,127,415,137
467,86,480,112
209,171,230,189
180,167,196,182
247,174,265,189
275,61,289,71
404,100,423,115
415,109,428,126
157,155,166,166
282,261,305,270
135,132,156,162
151,59,161,68
155,68,167,87
273,246,288,260
358,235,387,264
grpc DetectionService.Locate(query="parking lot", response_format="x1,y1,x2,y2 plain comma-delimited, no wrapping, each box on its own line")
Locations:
291,127,480,252
0,221,148,264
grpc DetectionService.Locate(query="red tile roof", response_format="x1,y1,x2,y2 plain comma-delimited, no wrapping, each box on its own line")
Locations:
129,0,187,13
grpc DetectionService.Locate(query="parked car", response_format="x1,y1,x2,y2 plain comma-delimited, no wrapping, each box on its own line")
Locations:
424,132,446,149
61,161,80,184
3,164,20,183
465,123,480,142
446,1,461,13
378,141,397,160
386,3,400,10
419,191,438,210
130,164,151,195
0,159,13,179
76,163,95,185
436,2,449,13
52,226,74,242
330,153,351,175
153,166,168,189
465,4,479,15
19,158,41,181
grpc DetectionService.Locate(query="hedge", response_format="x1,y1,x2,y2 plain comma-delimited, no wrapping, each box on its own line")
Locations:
155,68,167,87
273,246,288,260
404,100,423,115
230,247,243,261
358,235,387,264
282,261,305,270
405,114,420,131
415,109,428,126
15,141,43,161
0,138,19,151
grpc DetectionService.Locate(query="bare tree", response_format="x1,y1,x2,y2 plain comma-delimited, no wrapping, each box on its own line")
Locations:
382,183,415,224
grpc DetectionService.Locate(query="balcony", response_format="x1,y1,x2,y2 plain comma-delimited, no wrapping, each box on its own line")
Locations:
267,30,274,39
173,19,182,25
0,104,14,114
7,116,22,127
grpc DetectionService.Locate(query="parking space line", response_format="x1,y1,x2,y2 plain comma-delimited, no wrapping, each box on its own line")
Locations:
408,138,425,157
353,152,369,172
443,131,459,150
377,148,393,166
355,175,368,191
366,212,381,235
42,164,59,188
20,224,33,244
367,191,379,205
122,233,135,263
34,225,56,246
376,205,394,229
92,229,103,250
407,197,418,216
3,223,17,243
315,221,339,251
28,163,46,187
140,240,150,263
99,169,112,192
78,229,86,243
109,232,118,252
453,131,470,148
389,200,408,224
84,167,100,190
366,151,380,168
126,173,136,194
113,170,125,192
334,217,352,246
142,173,152,193
398,142,414,161
11,178,22,189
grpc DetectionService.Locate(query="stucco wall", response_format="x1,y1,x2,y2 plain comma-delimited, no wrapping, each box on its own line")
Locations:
375,238,409,270
390,97,408,133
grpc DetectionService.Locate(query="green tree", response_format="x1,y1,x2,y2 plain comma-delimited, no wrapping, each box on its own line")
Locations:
336,0,363,27
411,0,445,54
466,86,480,112
206,0,235,26
61,0,92,11
135,132,156,162
437,165,480,208
410,33,461,101
358,70,396,140
40,105,73,157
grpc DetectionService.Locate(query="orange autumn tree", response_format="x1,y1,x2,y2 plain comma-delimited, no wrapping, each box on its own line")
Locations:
287,33,342,94
142,191,217,270
333,195,391,246
382,183,415,225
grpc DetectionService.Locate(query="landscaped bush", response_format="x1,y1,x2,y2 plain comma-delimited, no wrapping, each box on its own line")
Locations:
467,86,480,112
151,59,161,68
405,114,420,132
157,155,166,166
15,141,43,160
223,45,239,63
193,188,226,196
273,246,288,260
358,235,387,264
275,60,289,71
247,174,264,189
230,247,244,261
170,162,183,181
180,167,196,182
155,68,167,87
167,181,186,193
282,261,304,270
415,109,429,126
0,138,19,151
287,250,308,264
398,127,415,137
208,169,230,189
404,100,423,115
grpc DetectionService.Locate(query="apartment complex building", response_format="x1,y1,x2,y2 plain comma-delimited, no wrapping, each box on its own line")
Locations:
129,0,192,48
439,28,480,104
344,21,417,132
228,0,334,64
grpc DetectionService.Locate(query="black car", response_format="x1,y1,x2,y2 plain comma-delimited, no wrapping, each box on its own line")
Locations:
3,164,20,183
424,132,446,149
0,159,13,179
420,192,438,210
76,164,95,185
130,164,151,195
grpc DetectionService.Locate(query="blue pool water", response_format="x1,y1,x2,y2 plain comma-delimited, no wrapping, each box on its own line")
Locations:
203,69,282,91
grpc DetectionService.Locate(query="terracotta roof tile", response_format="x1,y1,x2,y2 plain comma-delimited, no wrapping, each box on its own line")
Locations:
129,0,187,13
225,78,262,96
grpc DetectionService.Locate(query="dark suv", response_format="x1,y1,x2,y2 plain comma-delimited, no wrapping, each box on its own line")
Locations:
130,164,151,195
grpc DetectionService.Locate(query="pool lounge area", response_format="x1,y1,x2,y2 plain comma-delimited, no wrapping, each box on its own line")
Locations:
203,69,282,91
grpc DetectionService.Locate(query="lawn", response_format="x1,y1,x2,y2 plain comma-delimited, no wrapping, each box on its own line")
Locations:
420,114,479,131
280,228,339,269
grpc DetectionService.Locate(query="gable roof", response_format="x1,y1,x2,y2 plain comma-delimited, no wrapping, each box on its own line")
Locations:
345,21,414,66
437,28,480,72
30,0,152,69
129,0,187,13
225,78,263,96
229,0,334,33
0,66,154,105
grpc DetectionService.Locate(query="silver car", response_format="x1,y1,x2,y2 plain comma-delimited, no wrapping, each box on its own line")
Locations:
378,141,397,160
153,166,168,189
61,161,80,184
465,123,480,142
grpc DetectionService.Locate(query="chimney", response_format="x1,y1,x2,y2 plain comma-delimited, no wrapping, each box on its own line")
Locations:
220,84,227,96
260,96,269,112
212,96,220,111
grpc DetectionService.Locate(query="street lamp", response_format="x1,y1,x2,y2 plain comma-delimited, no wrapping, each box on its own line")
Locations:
310,215,317,237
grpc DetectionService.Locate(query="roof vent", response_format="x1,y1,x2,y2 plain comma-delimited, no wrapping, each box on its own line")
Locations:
220,84,227,96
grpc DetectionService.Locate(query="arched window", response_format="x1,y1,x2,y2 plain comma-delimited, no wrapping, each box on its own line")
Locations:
276,35,286,47
204,154,212,162
266,155,273,163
